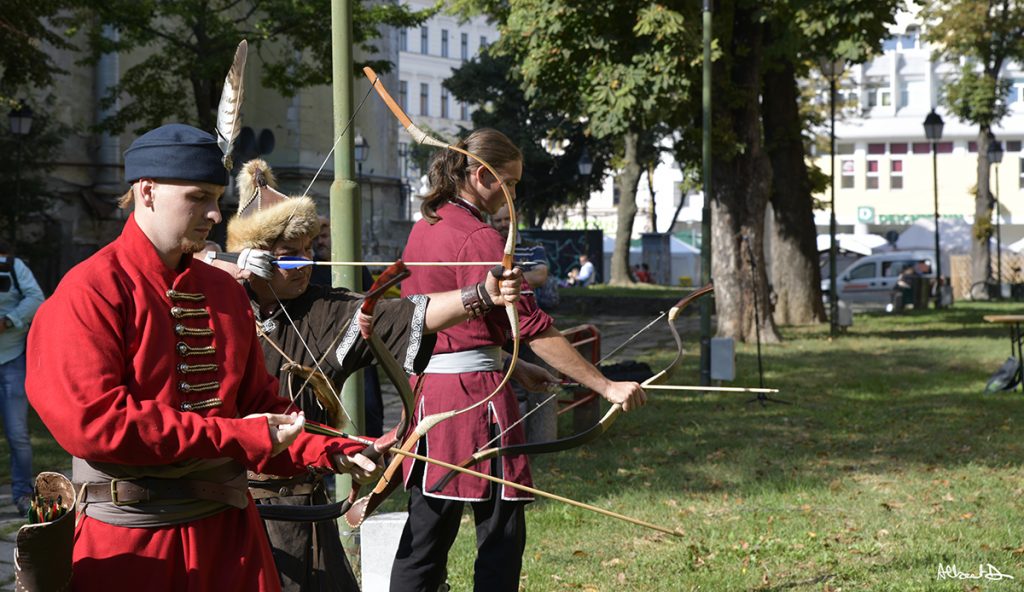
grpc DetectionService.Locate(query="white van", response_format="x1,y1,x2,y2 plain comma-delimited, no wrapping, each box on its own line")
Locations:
825,250,936,305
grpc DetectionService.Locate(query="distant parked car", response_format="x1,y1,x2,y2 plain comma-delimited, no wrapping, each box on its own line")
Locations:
821,250,936,306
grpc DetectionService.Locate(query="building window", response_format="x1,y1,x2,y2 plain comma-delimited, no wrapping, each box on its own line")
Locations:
1020,157,1024,189
890,142,908,154
1008,140,1022,152
421,27,429,54
936,141,953,154
441,29,449,58
868,143,886,155
882,37,898,51
399,80,408,111
866,160,879,189
399,28,408,52
480,35,489,50
890,160,903,189
968,141,978,153
841,159,854,189
460,101,469,121
441,88,450,118
912,142,931,154
420,83,429,116
398,141,409,175
837,143,855,155
612,186,620,205
461,32,468,61
900,27,919,50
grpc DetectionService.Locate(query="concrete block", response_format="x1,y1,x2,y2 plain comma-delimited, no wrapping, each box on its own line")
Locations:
710,337,735,381
360,512,409,592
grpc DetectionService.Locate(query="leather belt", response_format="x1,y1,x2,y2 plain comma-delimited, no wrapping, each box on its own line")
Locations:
248,482,318,500
78,477,249,509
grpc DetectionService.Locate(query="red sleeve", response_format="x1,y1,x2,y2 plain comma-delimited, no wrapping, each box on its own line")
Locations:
217,286,366,475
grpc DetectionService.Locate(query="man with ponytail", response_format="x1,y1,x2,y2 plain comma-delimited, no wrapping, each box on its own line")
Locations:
392,128,647,592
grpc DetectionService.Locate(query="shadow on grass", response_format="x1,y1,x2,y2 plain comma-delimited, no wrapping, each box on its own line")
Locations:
531,303,1024,508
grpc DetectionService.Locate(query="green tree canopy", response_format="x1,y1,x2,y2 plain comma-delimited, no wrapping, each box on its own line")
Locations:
68,0,431,134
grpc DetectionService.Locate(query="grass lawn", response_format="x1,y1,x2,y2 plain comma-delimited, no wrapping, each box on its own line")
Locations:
565,283,695,299
6,301,1024,590
440,302,1024,591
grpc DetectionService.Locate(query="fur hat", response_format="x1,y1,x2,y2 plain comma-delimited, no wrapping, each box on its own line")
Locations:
226,159,320,252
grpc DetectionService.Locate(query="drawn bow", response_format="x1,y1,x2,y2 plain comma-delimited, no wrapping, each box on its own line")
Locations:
428,284,716,493
259,261,417,522
356,66,524,493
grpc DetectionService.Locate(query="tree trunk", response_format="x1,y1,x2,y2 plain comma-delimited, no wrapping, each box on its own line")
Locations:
972,127,994,290
710,1,781,343
610,131,643,285
647,162,658,233
762,59,826,325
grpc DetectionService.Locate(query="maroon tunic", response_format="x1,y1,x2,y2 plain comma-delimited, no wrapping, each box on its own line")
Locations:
26,214,363,592
401,201,553,500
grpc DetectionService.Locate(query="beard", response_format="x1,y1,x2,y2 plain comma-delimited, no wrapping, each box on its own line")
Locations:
181,238,206,254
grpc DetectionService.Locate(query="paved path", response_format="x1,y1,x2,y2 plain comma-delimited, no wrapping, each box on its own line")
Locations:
0,485,26,591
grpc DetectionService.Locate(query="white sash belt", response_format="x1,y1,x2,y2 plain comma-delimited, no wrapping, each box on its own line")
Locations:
424,347,503,374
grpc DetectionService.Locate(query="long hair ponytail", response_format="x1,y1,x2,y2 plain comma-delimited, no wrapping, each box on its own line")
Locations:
420,128,522,223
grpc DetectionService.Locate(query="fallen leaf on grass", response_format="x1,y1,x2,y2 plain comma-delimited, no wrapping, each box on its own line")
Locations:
942,493,955,502
572,550,588,558
601,557,623,567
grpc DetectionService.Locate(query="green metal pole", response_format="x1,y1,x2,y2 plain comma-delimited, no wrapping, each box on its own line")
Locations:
331,0,363,532
699,0,713,385
828,72,838,335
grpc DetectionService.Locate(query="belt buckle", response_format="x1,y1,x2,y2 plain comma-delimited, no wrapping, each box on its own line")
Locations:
109,478,141,506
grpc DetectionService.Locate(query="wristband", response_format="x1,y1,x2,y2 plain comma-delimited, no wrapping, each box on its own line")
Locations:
461,282,495,319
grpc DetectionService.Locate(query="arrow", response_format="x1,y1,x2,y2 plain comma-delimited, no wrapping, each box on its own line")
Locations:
304,422,684,538
273,257,503,270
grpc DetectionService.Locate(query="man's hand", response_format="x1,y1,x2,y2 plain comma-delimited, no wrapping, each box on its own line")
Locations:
512,359,559,392
484,267,523,306
601,381,647,413
236,248,275,280
247,411,305,456
332,452,384,485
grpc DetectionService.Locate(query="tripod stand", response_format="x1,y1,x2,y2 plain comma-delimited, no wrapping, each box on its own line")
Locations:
743,235,788,406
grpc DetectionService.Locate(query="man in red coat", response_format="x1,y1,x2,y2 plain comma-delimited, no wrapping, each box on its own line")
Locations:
25,124,378,591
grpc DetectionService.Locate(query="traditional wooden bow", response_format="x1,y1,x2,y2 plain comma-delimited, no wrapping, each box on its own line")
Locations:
360,65,524,482
304,421,683,538
427,284,716,493
258,261,419,523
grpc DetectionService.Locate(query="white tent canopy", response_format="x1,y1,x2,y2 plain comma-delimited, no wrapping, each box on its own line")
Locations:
816,233,889,256
602,235,700,285
893,218,975,253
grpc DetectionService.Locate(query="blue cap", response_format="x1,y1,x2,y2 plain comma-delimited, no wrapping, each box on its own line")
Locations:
124,123,228,185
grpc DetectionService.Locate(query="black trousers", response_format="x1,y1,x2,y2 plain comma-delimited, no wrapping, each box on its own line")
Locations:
389,456,527,592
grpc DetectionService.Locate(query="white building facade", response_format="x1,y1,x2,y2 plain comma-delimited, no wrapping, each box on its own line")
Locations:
396,2,498,202
813,6,1024,243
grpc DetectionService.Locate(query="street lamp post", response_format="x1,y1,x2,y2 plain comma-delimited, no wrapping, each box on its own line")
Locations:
988,132,1004,297
819,58,842,337
923,109,944,309
354,133,370,239
7,104,34,247
577,147,593,230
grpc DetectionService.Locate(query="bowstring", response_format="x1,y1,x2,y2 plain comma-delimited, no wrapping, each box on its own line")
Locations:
477,310,670,451
301,83,376,199
269,283,355,428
